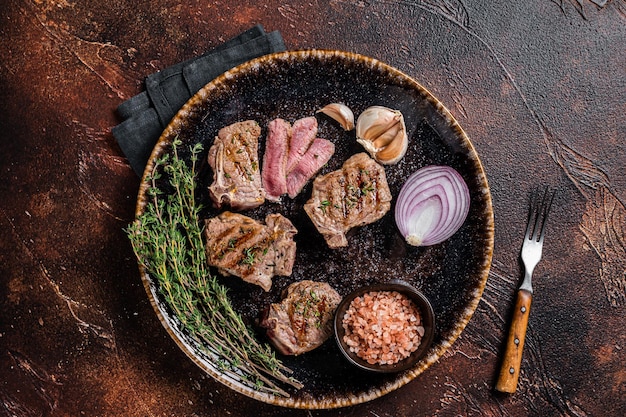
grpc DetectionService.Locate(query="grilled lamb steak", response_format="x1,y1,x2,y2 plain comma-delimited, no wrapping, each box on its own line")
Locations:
260,280,341,355
204,211,296,291
304,152,392,248
208,120,265,210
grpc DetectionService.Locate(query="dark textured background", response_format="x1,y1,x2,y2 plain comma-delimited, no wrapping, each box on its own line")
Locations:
1,1,624,416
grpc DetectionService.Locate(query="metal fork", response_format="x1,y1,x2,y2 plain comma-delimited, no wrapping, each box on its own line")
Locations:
496,187,555,393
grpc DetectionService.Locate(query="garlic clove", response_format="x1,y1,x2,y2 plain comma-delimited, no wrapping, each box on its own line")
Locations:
375,126,408,164
372,121,403,149
355,106,401,142
355,106,408,165
317,103,355,130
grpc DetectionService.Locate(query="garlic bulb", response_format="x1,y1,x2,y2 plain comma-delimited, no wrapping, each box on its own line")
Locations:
355,106,408,165
317,103,355,130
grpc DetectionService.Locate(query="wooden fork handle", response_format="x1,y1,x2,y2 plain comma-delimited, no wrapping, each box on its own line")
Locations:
496,289,532,393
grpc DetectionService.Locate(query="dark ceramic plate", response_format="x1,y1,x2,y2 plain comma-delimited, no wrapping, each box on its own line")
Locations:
135,50,494,409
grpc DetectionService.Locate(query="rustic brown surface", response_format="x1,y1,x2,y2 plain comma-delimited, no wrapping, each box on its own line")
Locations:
1,1,624,416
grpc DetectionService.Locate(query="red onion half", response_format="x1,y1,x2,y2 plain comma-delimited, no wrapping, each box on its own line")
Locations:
394,165,470,246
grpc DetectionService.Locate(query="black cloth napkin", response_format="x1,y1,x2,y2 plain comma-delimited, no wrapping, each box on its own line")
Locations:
112,25,286,176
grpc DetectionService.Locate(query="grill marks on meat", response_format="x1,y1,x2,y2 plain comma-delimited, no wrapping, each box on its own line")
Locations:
204,212,296,292
261,280,341,355
262,117,335,201
304,153,392,248
208,120,265,210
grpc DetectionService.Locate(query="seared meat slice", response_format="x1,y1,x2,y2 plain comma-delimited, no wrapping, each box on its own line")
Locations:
261,118,291,201
304,153,392,248
208,120,265,210
204,211,297,292
285,138,335,198
264,213,297,276
261,116,335,200
261,280,341,355
285,116,318,173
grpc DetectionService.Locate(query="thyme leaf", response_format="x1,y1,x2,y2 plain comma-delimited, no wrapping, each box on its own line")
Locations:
318,199,331,214
241,247,257,266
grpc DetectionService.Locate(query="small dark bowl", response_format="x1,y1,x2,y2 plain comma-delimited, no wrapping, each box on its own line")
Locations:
334,280,435,373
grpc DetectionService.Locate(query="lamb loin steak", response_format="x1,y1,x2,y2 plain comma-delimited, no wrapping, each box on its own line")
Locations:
208,120,265,210
304,152,392,248
260,280,341,355
204,211,296,292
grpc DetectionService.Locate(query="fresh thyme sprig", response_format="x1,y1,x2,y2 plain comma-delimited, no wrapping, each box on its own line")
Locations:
126,139,302,396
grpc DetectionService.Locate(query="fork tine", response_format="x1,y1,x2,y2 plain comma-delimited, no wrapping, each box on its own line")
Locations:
524,199,535,240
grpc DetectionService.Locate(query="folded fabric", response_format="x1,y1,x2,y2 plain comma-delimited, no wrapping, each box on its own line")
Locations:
112,25,286,176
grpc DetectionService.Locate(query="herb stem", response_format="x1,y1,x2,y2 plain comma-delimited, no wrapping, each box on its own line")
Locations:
127,140,301,396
